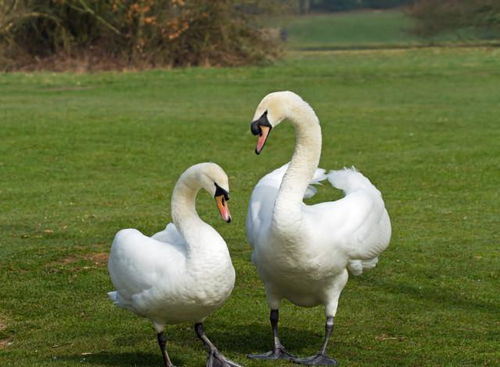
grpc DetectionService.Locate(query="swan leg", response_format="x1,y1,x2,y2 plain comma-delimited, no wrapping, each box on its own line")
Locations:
157,332,176,367
247,309,296,361
291,317,337,366
194,323,242,367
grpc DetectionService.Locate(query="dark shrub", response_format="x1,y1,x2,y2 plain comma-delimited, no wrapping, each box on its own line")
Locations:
0,0,287,70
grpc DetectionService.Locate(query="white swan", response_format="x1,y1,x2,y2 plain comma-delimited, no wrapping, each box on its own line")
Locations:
108,163,241,367
246,91,391,366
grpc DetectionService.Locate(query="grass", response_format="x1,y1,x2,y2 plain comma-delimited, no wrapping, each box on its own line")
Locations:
283,10,499,50
1,44,499,366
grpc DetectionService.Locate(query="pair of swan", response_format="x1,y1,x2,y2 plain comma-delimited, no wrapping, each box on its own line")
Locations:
107,91,391,367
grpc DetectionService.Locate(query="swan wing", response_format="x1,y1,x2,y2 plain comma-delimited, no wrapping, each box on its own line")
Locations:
304,167,328,199
108,228,186,310
246,166,283,248
151,223,185,246
304,168,391,272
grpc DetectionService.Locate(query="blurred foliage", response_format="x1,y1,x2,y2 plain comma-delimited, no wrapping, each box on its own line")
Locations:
406,0,500,38
0,0,290,70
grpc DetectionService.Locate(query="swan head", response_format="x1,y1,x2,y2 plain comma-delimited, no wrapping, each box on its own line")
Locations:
194,163,232,223
250,91,303,154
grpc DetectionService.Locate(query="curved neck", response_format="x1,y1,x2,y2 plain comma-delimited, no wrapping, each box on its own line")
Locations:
274,102,322,225
171,174,204,243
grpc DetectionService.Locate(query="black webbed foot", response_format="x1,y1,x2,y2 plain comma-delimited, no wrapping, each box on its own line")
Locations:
247,344,296,361
195,323,243,367
207,350,242,367
292,353,337,366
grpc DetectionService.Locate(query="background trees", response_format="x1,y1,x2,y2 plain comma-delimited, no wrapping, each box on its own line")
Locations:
299,0,414,13
406,0,500,39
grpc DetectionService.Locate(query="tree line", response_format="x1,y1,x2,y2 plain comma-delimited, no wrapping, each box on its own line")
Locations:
406,0,500,39
298,0,414,13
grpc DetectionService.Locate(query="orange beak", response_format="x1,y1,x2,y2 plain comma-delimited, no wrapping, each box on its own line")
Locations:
255,125,271,155
215,195,231,223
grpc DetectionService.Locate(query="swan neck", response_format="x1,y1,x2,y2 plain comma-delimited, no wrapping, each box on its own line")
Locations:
171,176,203,238
274,102,322,221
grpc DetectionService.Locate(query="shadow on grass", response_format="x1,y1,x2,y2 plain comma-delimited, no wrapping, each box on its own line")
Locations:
358,277,498,314
55,324,320,366
55,351,182,367
206,322,321,355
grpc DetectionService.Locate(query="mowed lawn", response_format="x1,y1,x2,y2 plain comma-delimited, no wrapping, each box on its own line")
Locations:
283,10,497,50
1,47,499,367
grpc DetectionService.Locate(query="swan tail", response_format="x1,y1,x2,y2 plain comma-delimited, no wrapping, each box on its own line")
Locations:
327,167,379,195
108,291,126,308
304,168,328,199
347,258,379,276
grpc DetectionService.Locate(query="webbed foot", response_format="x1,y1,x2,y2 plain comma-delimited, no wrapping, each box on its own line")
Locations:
247,345,296,361
292,353,337,366
207,351,243,367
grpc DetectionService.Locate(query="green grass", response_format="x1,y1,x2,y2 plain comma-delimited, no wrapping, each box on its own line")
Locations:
1,46,499,367
283,10,498,50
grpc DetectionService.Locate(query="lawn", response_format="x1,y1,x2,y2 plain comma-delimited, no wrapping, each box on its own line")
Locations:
283,10,498,50
1,46,499,366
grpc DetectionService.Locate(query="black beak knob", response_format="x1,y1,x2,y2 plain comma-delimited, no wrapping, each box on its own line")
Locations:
251,120,261,136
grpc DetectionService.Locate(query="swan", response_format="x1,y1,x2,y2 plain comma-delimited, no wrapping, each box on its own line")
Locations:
108,162,241,367
246,91,391,366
